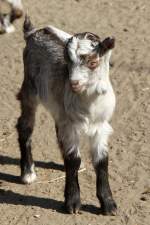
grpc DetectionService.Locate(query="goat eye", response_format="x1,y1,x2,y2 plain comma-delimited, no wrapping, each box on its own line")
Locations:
90,61,97,66
88,60,99,70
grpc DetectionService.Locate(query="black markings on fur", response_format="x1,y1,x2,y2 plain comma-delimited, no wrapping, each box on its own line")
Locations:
95,156,117,215
23,16,65,46
99,37,115,57
102,37,115,50
23,15,34,35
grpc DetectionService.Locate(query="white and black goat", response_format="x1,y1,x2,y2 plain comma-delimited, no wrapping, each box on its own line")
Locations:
16,16,117,215
0,0,23,33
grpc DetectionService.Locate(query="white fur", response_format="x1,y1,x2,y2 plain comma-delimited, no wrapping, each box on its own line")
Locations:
46,29,115,163
1,15,15,33
67,39,115,163
48,25,72,43
68,36,98,63
77,39,95,55
5,24,15,33
89,122,113,164
88,85,115,164
68,146,81,157
69,50,111,97
25,27,116,165
96,80,108,95
21,164,37,184
24,28,37,39
6,0,23,9
68,36,79,63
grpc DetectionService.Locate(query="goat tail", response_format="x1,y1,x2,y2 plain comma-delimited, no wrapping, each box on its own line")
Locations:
23,14,36,40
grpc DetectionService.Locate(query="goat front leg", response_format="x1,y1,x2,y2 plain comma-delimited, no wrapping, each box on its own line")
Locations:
56,123,81,213
90,122,117,215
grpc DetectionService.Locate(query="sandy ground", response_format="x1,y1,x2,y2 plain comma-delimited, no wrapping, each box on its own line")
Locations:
0,0,150,224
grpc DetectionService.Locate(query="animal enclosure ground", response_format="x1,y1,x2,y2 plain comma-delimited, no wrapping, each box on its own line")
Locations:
0,0,150,224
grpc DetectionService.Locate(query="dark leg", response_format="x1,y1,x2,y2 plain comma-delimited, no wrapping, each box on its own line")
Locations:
16,89,37,184
55,123,81,213
95,156,117,215
64,152,81,213
90,123,117,215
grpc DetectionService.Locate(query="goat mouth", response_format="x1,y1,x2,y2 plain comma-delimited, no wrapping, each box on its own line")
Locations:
71,84,85,93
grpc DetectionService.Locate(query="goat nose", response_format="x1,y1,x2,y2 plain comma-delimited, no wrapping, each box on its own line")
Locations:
71,80,79,85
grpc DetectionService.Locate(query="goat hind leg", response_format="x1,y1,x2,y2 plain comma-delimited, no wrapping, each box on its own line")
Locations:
16,91,37,184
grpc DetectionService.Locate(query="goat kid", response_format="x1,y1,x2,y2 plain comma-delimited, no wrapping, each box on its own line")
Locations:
0,0,23,33
16,16,117,215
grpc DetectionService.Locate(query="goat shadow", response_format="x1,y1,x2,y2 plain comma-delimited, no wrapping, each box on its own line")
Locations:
0,155,64,170
0,155,101,214
0,188,101,215
0,188,66,213
0,154,66,213
0,154,64,184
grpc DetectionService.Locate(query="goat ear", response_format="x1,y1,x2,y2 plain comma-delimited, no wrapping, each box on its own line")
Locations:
102,37,115,50
48,25,72,43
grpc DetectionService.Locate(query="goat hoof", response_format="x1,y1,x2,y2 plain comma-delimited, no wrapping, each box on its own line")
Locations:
21,164,37,184
65,196,81,214
101,199,117,216
21,171,37,184
65,203,81,214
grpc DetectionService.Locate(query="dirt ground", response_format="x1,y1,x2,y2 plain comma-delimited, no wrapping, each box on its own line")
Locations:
0,0,150,224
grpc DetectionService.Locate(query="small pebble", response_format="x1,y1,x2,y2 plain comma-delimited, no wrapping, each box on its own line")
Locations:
34,214,40,218
140,196,147,201
123,28,128,32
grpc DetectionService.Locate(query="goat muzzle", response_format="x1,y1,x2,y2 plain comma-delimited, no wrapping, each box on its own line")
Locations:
70,81,84,93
